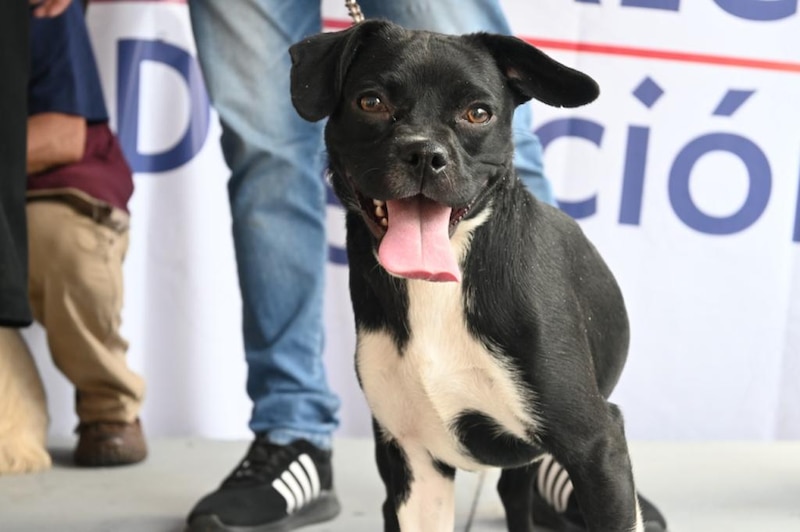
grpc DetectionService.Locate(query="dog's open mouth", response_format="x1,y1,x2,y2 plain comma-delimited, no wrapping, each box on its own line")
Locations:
357,193,471,283
365,197,470,232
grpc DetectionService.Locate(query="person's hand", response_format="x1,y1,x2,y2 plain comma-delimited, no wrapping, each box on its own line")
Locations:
30,0,72,18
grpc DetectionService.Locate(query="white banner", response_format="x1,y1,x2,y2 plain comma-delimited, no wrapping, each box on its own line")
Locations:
507,1,800,440
31,0,800,442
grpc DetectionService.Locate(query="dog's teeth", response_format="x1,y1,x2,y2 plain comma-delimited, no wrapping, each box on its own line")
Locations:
372,199,385,207
375,205,386,218
380,218,388,227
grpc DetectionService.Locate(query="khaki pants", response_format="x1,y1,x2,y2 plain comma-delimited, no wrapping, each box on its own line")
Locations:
23,200,144,423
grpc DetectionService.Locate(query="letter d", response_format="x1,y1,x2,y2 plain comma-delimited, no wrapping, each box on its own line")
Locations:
117,39,210,173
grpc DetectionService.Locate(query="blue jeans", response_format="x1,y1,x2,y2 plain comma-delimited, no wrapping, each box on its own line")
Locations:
188,0,553,450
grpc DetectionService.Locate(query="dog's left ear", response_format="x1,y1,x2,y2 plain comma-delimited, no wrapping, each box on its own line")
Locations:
472,33,599,108
290,20,390,122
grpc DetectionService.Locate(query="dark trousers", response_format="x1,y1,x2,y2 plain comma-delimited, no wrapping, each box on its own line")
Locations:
0,0,32,326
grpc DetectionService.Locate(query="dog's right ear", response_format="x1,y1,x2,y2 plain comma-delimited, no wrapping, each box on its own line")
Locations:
290,20,389,122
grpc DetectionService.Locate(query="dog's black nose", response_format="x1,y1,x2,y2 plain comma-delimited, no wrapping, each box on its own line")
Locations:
399,140,449,174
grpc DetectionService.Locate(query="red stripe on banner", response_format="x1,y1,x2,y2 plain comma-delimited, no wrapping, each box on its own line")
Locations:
324,19,352,30
91,0,188,4
323,18,800,74
522,37,800,74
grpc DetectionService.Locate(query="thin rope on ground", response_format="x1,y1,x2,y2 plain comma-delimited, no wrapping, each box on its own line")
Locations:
464,470,486,532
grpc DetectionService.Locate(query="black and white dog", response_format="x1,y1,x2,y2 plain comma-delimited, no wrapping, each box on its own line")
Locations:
291,20,643,532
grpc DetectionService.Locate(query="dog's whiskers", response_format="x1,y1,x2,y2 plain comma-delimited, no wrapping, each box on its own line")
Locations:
441,168,456,190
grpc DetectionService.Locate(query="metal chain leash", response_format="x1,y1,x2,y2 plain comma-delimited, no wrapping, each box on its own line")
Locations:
345,0,364,24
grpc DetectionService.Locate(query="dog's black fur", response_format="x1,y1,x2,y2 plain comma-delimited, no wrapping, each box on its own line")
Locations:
291,20,641,532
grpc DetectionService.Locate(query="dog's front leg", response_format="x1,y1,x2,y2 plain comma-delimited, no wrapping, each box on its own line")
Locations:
374,421,403,532
548,403,643,532
497,463,538,531
397,444,456,532
373,422,456,532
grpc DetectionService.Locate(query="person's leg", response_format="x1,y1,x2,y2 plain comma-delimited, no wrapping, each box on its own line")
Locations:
0,0,32,327
26,201,146,466
186,1,340,529
359,0,554,205
190,0,339,450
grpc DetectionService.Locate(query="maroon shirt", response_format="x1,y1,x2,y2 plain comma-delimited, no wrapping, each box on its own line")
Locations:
27,122,134,213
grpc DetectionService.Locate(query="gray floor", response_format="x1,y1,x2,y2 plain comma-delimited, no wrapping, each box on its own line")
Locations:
1,439,799,531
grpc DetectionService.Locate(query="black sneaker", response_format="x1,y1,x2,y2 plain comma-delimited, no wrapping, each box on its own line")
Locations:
531,455,668,532
186,437,341,531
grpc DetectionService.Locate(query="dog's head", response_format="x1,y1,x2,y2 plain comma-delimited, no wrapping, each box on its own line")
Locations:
290,20,598,282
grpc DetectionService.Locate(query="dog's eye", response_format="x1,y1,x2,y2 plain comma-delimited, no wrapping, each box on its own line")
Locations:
464,107,492,124
358,95,388,113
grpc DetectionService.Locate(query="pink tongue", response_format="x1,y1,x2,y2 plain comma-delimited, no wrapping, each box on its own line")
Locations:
377,196,461,282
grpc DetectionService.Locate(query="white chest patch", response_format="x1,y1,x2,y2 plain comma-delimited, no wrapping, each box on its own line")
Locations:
356,209,539,471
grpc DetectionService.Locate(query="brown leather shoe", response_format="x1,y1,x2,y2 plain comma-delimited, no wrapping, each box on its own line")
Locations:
74,418,147,467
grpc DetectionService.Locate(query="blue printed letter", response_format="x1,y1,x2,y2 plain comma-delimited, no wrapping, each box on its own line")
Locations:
117,39,210,173
621,0,680,11
714,0,797,21
535,118,605,219
669,133,771,235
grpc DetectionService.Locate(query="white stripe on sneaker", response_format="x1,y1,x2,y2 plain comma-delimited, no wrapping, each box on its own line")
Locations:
271,454,323,515
544,456,561,505
537,453,575,513
553,467,574,513
272,478,297,514
537,454,554,499
290,461,313,501
298,454,321,497
281,470,306,510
